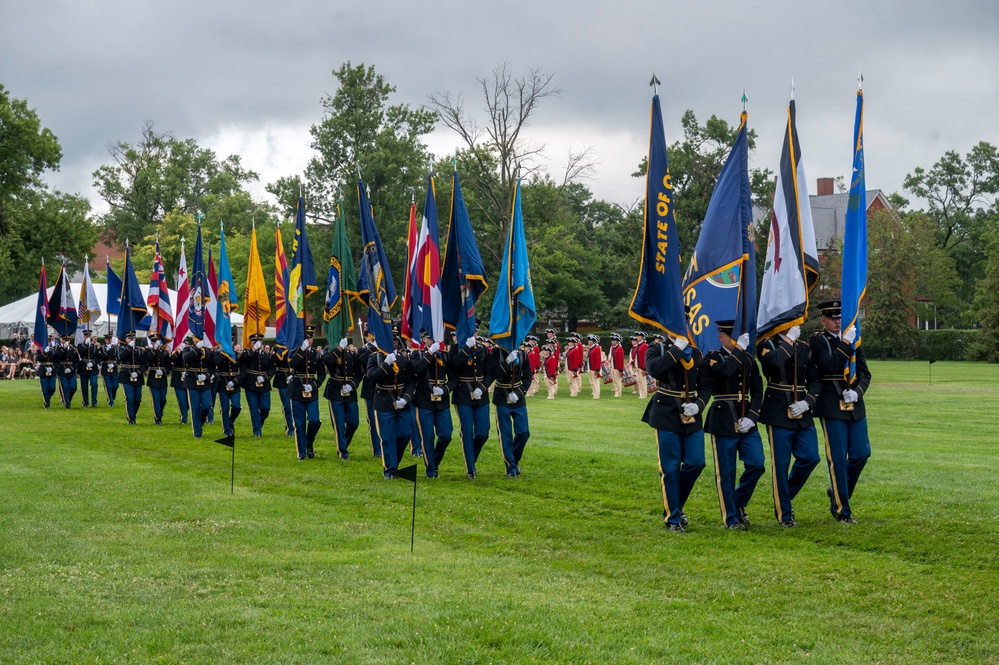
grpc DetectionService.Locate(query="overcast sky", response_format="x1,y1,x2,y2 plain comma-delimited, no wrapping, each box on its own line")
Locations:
3,0,998,215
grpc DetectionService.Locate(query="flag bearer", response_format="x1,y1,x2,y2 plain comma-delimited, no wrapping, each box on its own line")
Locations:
449,323,492,479
367,334,417,478
55,334,80,407
487,340,532,477
240,333,274,437
322,336,364,459
145,334,171,425
77,330,102,408
289,326,325,460
101,336,120,407
214,334,243,437
117,331,147,425
357,329,382,457
410,329,455,478
36,334,58,408
170,339,190,424
272,350,295,437
183,337,215,438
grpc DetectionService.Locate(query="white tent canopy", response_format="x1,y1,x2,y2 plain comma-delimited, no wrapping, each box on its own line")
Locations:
0,283,243,338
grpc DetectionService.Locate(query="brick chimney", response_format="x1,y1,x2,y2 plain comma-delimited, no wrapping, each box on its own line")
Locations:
816,177,835,196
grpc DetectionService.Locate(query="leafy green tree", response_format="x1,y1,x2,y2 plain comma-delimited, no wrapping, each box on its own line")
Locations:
968,228,999,362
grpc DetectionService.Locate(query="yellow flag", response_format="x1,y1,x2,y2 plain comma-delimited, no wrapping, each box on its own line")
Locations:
242,227,272,346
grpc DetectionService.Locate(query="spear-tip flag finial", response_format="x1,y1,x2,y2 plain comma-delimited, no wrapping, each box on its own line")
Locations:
742,89,749,111
791,77,795,100
858,69,864,90
649,73,661,95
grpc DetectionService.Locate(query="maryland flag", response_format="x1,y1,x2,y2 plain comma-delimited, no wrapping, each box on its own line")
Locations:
242,226,271,347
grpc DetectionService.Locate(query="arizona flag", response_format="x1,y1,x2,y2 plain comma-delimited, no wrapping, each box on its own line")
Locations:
841,88,868,381
33,261,48,349
757,98,820,340
488,179,537,352
76,256,102,344
440,170,487,346
147,239,175,340
172,240,190,351
401,199,418,341
681,111,756,353
409,173,444,343
356,178,398,353
629,92,688,340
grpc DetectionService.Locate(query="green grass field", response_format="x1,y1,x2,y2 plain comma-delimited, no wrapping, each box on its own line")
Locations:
1,361,997,664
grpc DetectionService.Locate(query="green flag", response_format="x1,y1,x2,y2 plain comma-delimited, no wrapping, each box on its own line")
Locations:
323,200,358,342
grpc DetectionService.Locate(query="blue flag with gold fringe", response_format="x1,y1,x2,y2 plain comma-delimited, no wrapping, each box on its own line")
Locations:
215,223,238,361
440,170,488,346
489,179,536,351
841,89,867,381
356,179,398,353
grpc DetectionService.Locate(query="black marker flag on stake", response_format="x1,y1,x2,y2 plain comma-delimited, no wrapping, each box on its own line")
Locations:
395,464,418,552
214,435,235,494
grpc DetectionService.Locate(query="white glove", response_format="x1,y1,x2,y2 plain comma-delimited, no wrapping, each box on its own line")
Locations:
736,333,750,351
842,326,857,344
471,388,483,400
673,336,689,351
253,341,262,351
507,392,519,404
393,398,407,410
339,338,348,349
384,352,397,364
128,339,135,348
432,386,444,396
429,342,440,354
506,351,518,364
197,373,207,382
790,400,810,417
682,402,700,417
737,417,754,433
130,372,138,379
226,381,234,390
786,326,801,342
341,384,353,394
154,340,163,349
300,339,310,351
842,389,858,404
111,337,119,346
465,336,476,349
256,375,265,384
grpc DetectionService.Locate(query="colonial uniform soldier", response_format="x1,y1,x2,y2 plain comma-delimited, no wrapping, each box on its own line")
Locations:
586,334,603,399
525,336,542,397
214,337,243,437
757,325,821,527
643,332,710,532
145,334,172,425
542,345,559,399
54,334,81,407
77,330,102,408
545,329,561,361
810,300,872,524
117,331,147,425
170,340,190,424
36,334,58,408
609,333,625,397
289,326,326,460
322,337,364,459
367,335,418,478
356,330,382,457
240,333,275,437
272,350,296,437
487,341,533,477
410,329,455,478
183,338,215,438
634,331,650,398
449,323,493,479
703,321,765,530
100,336,120,407
566,333,584,397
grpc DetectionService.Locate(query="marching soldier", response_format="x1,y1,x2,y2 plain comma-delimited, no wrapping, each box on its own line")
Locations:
240,333,275,437
449,322,493,479
77,330,102,408
272,349,296,437
54,334,80,407
36,334,58,408
525,335,541,396
183,337,215,438
145,334,172,425
170,339,190,424
757,325,821,527
703,321,765,530
566,333,584,397
487,340,533,477
100,336,120,407
544,328,561,360
410,329,455,478
289,326,326,460
117,331,147,425
633,331,649,399
367,334,417,478
322,336,365,459
810,300,872,524
586,334,603,399
214,335,243,437
542,345,559,399
403,336,424,459
643,331,710,532
609,333,625,397
356,329,382,457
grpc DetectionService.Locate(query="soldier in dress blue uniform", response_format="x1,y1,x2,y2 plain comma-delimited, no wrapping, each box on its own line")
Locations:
240,333,274,437
54,334,80,407
289,326,326,460
76,330,102,408
214,334,243,437
809,300,872,524
117,331,147,425
756,325,822,527
449,321,493,479
366,334,418,478
36,334,58,408
356,329,382,457
643,331,711,532
183,337,215,438
322,336,364,459
170,339,191,424
272,349,295,437
486,338,533,477
100,336,120,407
703,320,765,530
410,329,455,478
145,334,172,425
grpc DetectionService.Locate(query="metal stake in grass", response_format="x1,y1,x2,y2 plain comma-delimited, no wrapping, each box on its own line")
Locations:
214,434,236,493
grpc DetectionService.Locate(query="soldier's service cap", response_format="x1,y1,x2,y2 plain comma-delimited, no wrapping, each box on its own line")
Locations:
420,328,432,339
818,300,842,317
305,325,316,338
97,336,107,342
148,333,160,342
249,333,264,342
448,330,457,339
587,334,600,342
82,329,92,336
475,317,484,329
184,335,195,344
60,334,72,341
124,331,136,338
715,320,735,335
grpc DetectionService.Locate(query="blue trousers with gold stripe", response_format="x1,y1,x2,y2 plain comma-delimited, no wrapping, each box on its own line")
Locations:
495,403,529,475
364,399,382,456
820,418,870,519
58,374,77,407
766,425,819,522
415,407,453,476
656,429,705,525
711,431,765,527
327,400,359,458
82,374,99,406
375,407,413,477
277,388,294,435
40,375,57,407
174,387,189,423
455,404,490,476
